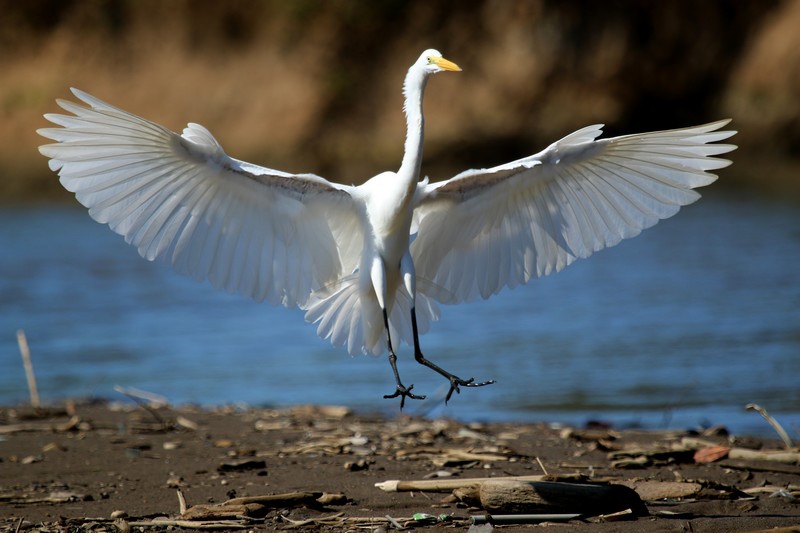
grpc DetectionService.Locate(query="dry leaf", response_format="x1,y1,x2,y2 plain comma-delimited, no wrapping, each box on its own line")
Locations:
694,446,730,463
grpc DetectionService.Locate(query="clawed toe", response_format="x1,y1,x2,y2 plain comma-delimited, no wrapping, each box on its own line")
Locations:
445,376,496,403
384,383,426,409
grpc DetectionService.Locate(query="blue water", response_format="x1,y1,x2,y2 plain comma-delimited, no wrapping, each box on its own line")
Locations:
1,191,799,437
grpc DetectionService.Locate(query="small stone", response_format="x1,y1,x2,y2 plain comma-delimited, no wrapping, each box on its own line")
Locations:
423,470,453,479
42,442,66,453
166,475,185,488
217,459,266,472
110,510,128,519
344,459,370,471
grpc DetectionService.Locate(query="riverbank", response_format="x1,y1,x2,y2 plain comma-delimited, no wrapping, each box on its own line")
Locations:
2,401,799,531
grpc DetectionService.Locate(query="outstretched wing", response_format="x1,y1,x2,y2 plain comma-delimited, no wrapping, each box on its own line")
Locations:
38,88,363,308
412,120,736,303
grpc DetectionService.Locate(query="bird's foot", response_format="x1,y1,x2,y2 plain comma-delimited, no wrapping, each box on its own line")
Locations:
384,383,426,410
444,375,496,403
413,350,495,403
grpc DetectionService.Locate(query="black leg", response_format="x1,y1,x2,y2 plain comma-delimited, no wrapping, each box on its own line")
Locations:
382,307,426,408
410,307,495,403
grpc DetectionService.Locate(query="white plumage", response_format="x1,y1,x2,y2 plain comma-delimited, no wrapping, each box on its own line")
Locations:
38,49,736,405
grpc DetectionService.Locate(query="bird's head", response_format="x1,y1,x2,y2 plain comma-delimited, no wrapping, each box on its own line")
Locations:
417,49,462,75
403,49,461,113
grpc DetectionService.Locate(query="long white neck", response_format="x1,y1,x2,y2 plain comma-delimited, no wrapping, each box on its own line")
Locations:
398,67,428,182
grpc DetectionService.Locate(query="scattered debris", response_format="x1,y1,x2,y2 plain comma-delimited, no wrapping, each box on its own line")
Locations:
181,491,328,520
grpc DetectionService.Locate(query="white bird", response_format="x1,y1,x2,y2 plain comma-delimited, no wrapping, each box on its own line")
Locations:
38,49,736,407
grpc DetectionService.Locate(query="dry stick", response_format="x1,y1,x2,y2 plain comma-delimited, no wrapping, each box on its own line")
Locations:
222,491,322,506
114,385,168,428
17,330,40,408
375,474,546,492
746,403,794,450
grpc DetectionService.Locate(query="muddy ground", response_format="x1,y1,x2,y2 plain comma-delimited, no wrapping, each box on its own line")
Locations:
1,401,799,532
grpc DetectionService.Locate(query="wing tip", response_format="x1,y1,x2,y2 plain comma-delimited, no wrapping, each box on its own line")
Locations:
69,87,90,102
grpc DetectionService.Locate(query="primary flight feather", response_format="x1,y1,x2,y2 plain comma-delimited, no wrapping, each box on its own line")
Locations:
38,49,737,406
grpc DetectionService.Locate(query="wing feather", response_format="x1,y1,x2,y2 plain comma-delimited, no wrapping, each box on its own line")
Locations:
38,88,362,308
412,120,736,304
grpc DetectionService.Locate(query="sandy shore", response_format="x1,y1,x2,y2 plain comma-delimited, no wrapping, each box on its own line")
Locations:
1,401,799,532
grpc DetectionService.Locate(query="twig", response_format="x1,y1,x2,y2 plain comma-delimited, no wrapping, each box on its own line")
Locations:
536,456,549,476
17,330,40,408
129,519,248,530
471,513,581,525
278,512,346,528
222,491,322,506
745,403,794,449
385,514,404,529
176,489,188,515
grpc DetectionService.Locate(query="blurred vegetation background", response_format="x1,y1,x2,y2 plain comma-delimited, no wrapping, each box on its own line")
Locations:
1,0,798,202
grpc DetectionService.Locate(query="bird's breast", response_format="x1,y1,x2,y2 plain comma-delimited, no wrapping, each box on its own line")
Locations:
358,173,417,264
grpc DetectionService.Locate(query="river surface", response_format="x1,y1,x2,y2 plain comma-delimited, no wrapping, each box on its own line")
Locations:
1,191,798,437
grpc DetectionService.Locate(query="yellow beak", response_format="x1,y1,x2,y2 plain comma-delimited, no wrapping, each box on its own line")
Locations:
432,56,462,72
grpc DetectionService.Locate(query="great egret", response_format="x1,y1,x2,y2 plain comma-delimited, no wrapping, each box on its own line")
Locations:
38,49,736,407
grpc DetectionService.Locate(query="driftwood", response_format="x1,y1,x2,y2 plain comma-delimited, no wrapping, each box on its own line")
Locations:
477,479,648,516
684,437,800,464
728,448,800,464
182,504,263,520
181,491,325,520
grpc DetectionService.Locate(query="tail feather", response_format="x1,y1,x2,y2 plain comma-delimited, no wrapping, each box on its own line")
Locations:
303,274,441,356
